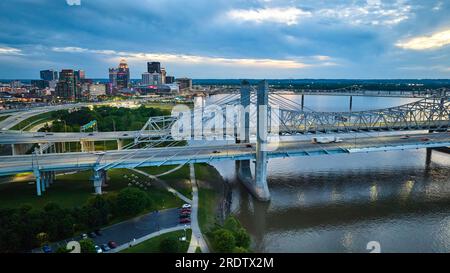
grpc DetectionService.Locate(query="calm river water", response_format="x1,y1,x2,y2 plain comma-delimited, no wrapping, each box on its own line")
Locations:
196,94,450,253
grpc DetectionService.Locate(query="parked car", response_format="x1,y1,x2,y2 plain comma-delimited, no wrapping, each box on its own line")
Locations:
180,208,191,213
88,232,97,238
246,144,252,148
101,244,111,252
81,233,88,239
420,137,431,142
108,241,118,249
180,213,191,219
212,150,221,154
400,135,410,139
95,245,103,254
94,229,102,236
180,218,191,224
182,203,191,209
42,245,52,253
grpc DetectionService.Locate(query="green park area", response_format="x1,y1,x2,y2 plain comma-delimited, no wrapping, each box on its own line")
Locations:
0,115,10,123
10,112,53,131
121,229,192,253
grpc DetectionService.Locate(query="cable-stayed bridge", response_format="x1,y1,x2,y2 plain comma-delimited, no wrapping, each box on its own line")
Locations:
0,81,449,201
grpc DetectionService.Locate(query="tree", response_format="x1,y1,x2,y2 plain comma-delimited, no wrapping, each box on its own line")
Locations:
116,187,150,217
223,216,240,233
79,239,96,253
84,195,110,228
159,237,180,253
233,246,249,253
213,229,236,253
234,228,251,249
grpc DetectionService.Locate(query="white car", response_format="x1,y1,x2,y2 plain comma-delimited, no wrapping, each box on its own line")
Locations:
182,203,192,209
95,245,103,253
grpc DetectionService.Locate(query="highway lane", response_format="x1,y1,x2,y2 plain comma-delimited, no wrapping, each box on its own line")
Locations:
0,132,448,175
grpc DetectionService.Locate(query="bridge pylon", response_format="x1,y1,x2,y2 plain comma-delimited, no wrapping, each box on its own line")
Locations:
236,80,271,202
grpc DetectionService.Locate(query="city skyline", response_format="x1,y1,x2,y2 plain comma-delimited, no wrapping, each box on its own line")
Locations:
1,0,450,79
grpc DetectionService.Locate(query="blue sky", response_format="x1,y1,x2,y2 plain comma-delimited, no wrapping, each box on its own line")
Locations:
1,0,450,79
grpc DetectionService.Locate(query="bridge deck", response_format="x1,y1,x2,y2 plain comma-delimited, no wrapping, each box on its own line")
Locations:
0,132,448,176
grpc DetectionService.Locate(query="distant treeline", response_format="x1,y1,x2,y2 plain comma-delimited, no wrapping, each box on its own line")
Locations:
193,79,450,91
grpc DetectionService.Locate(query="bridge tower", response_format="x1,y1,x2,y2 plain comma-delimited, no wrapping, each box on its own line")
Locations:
236,80,271,202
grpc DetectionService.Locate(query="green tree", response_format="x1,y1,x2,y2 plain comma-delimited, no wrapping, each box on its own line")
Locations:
213,229,236,253
233,246,249,253
116,187,150,217
234,228,251,249
79,239,96,253
159,237,180,253
223,216,240,233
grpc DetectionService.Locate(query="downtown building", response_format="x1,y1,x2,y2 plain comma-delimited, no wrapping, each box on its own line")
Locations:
55,69,81,100
109,59,130,94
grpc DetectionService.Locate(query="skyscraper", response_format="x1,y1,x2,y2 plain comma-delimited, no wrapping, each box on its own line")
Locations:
116,59,130,90
147,62,161,74
74,70,85,81
40,69,58,81
55,69,80,100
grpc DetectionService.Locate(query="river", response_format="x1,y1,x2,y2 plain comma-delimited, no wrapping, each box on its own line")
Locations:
196,94,450,253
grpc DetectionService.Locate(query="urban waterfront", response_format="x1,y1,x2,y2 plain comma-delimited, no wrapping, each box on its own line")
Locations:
200,94,450,253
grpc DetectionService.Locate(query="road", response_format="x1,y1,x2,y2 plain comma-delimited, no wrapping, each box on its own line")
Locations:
0,132,449,175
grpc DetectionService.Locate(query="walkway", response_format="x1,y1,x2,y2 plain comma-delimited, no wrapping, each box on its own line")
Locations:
110,225,190,253
187,163,209,253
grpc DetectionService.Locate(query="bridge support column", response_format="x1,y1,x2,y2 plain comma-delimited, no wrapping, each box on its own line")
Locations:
92,170,106,195
33,170,42,196
426,148,432,168
254,80,270,201
117,139,124,150
301,94,305,111
81,140,95,152
236,81,271,202
349,96,353,112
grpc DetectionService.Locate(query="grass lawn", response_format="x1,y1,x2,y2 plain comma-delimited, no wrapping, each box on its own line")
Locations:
0,115,11,122
0,168,182,210
121,229,192,253
139,165,192,197
195,164,223,232
10,112,53,131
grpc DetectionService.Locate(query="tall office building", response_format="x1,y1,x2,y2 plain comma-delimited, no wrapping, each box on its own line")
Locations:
40,69,58,81
74,70,85,81
55,69,80,99
141,72,152,85
147,62,161,74
109,68,118,88
116,59,130,90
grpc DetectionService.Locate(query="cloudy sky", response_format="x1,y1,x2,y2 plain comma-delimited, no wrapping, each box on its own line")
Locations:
0,0,450,79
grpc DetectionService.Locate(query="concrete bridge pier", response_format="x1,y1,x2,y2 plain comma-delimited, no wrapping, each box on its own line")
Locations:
33,170,55,196
117,139,124,150
81,140,95,152
236,80,271,202
92,170,106,194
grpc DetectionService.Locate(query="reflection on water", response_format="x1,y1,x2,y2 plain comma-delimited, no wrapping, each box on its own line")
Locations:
198,94,450,253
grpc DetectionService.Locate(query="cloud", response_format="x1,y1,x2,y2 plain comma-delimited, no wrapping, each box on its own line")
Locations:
226,7,311,26
396,29,450,50
0,46,23,56
51,46,334,69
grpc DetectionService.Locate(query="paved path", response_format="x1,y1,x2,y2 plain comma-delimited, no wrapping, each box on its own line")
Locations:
131,168,192,204
187,163,209,253
111,225,190,253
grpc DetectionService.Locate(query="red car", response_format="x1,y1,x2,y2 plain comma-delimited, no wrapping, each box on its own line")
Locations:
180,208,191,213
420,137,431,142
108,241,117,249
180,218,191,224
